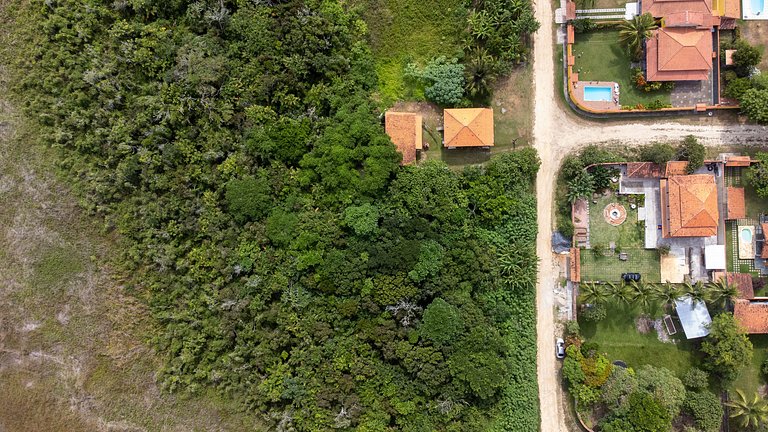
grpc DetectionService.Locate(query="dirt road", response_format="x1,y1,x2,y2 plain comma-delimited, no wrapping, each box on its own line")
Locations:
531,2,768,431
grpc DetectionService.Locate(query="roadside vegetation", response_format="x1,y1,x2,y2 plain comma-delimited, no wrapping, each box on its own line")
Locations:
721,31,767,124
355,0,539,106
7,0,541,430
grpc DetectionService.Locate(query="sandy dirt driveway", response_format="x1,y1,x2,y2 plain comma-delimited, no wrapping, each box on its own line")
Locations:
531,1,768,431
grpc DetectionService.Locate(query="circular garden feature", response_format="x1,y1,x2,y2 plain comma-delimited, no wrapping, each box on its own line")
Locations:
603,203,627,226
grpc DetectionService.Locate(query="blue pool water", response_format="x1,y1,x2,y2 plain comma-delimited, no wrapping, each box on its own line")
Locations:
583,86,613,102
745,0,767,19
742,228,753,242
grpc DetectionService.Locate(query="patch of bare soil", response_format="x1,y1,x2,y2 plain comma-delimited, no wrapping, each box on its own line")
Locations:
636,315,655,334
492,67,534,145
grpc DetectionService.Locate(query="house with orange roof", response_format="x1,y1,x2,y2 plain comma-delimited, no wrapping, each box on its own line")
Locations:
385,112,422,165
642,0,740,83
443,108,494,149
659,174,719,238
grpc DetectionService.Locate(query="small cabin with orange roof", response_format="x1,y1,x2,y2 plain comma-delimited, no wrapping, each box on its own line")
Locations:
443,108,494,149
385,112,423,165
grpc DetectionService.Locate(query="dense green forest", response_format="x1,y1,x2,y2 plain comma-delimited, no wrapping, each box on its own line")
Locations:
8,0,540,429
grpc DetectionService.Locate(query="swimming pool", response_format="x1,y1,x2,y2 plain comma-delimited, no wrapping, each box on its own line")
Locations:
743,0,767,20
739,225,755,259
583,86,613,102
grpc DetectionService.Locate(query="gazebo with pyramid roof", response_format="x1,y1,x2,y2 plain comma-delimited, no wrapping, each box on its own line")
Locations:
659,174,719,238
443,108,494,149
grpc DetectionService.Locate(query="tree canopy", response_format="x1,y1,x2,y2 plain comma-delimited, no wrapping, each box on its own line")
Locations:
8,0,542,429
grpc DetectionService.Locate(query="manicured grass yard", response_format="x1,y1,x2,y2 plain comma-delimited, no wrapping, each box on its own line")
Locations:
589,193,645,249
580,305,698,377
572,30,672,107
730,335,768,396
581,249,661,283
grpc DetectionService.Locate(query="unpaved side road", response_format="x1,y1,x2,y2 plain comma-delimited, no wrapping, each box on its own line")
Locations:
531,1,768,432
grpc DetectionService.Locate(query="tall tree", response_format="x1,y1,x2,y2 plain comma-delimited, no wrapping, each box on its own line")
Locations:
653,282,682,311
684,281,709,306
701,314,753,382
618,13,657,61
707,278,739,310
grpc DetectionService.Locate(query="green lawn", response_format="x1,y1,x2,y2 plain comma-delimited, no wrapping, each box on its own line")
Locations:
589,193,645,249
572,30,672,107
580,305,698,377
581,249,661,283
352,0,466,105
729,335,768,395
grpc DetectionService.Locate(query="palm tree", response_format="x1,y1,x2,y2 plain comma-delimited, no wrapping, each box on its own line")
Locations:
707,278,740,310
618,13,658,61
683,281,709,307
726,389,768,429
465,48,496,100
579,282,610,305
626,280,656,312
653,282,682,311
607,281,632,305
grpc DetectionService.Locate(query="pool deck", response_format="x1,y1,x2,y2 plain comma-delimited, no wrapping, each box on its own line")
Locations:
572,80,621,111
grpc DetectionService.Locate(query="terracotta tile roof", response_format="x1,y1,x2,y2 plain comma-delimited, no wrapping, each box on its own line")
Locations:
642,0,712,17
660,174,719,237
714,0,741,17
717,272,755,299
665,161,690,176
762,223,768,259
570,248,581,282
727,187,746,220
566,1,576,20
724,0,740,18
646,28,712,82
664,11,709,27
567,24,575,44
734,299,768,334
443,108,494,148
385,112,422,165
726,155,751,167
627,162,663,178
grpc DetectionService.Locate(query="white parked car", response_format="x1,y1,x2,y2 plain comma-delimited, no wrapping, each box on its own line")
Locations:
556,338,565,359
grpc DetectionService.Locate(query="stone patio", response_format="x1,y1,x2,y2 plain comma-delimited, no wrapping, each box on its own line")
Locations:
670,69,713,107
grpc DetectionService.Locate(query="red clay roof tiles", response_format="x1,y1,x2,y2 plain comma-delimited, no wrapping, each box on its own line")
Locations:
726,187,745,220
660,174,719,237
734,300,768,334
385,112,422,165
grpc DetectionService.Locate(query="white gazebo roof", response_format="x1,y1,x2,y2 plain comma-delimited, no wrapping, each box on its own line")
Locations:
705,244,726,270
674,296,712,339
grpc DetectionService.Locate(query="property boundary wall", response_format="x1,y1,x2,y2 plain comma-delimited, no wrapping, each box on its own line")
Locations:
561,16,740,119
